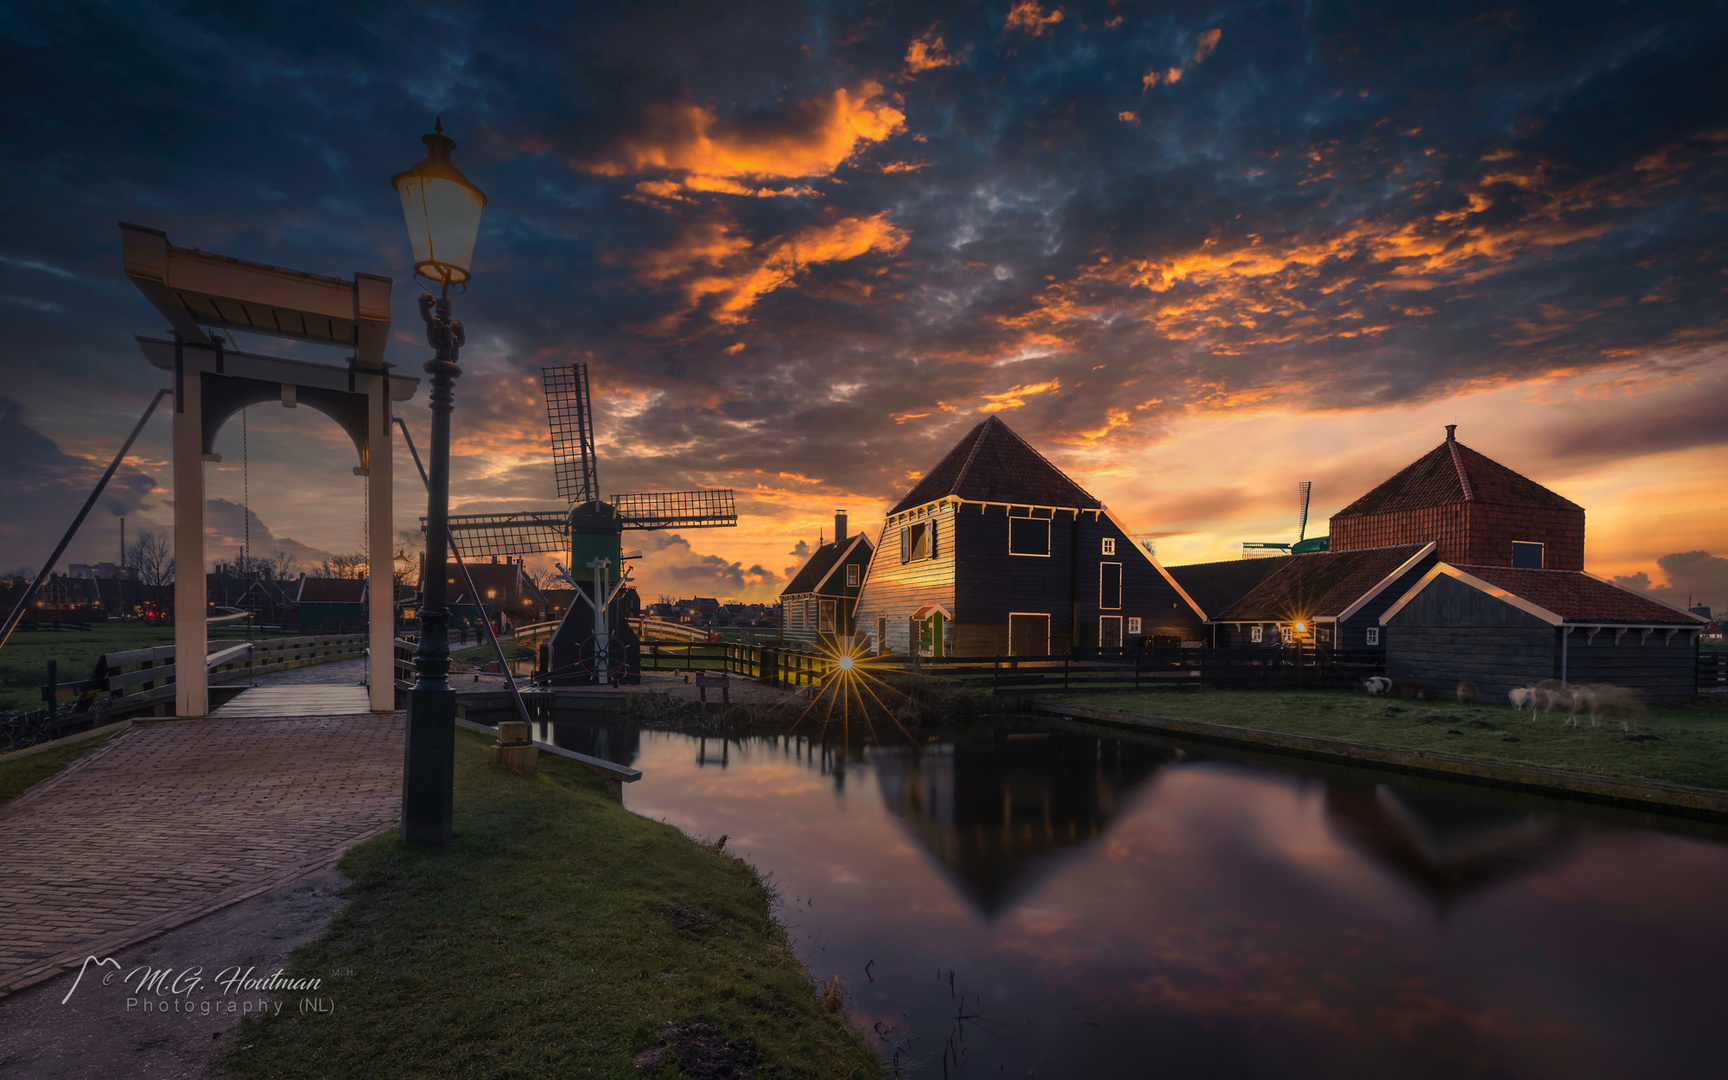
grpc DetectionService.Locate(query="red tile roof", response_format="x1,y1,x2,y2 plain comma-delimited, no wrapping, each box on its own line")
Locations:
891,416,1100,514
1454,566,1701,624
1216,544,1431,622
1333,436,1581,519
296,577,365,603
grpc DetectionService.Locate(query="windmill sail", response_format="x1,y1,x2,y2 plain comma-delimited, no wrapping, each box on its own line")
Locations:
614,489,737,530
544,364,599,504
440,511,569,559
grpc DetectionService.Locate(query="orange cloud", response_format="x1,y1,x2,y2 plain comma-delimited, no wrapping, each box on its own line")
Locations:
1145,28,1222,89
1119,111,1141,124
579,82,905,199
904,28,961,74
1006,0,1064,36
637,212,910,327
1192,28,1222,64
980,379,1061,410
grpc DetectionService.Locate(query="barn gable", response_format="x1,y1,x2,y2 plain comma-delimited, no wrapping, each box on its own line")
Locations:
890,415,1101,515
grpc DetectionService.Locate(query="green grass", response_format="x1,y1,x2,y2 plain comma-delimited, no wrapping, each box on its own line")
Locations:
1057,688,1728,791
220,728,883,1080
0,726,125,803
0,624,174,710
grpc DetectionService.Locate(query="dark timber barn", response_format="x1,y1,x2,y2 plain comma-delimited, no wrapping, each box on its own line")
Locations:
1380,565,1707,704
780,511,874,649
1198,542,1438,652
853,416,1204,656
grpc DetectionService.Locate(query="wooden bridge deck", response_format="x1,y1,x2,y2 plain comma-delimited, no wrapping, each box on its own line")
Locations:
210,684,374,717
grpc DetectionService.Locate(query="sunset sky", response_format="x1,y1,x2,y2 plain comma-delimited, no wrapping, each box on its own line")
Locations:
2,1,1725,610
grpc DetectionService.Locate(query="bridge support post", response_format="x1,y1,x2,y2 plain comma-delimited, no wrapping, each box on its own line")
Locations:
367,375,395,712
173,351,208,718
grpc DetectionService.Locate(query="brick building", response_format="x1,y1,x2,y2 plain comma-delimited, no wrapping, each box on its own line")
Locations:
1329,425,1584,571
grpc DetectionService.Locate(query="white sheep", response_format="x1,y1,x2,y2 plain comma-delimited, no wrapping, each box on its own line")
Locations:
1362,676,1392,697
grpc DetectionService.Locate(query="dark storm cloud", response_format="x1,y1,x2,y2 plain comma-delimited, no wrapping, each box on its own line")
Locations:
0,400,158,570
2,0,1725,554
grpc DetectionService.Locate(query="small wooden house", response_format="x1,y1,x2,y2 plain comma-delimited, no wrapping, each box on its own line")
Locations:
295,575,366,630
1380,564,1707,703
852,416,1204,656
1189,542,1438,651
780,512,875,649
1330,425,1584,569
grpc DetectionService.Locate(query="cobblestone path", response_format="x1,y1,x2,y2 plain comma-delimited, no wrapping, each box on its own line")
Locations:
0,713,402,995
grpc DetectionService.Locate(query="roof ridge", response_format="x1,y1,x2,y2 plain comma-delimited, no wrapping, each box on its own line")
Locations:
1448,439,1474,501
950,416,995,497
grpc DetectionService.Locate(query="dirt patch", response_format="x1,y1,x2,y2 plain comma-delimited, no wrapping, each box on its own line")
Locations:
635,1021,771,1078
658,905,712,931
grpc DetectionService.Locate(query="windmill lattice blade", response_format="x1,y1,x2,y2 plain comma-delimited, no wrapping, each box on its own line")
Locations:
1296,480,1312,543
425,511,570,558
613,489,737,530
542,364,599,504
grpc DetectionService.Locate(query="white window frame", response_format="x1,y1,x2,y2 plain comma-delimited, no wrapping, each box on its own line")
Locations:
846,563,860,588
1102,537,1116,555
1008,517,1052,557
1127,617,1142,635
1280,626,1295,644
1099,561,1122,610
1365,626,1380,646
1250,625,1263,643
1511,541,1545,569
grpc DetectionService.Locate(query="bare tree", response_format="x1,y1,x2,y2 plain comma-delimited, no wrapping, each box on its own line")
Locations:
258,549,301,582
318,552,368,580
125,531,175,586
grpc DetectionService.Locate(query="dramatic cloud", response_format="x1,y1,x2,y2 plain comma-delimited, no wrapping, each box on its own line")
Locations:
1614,551,1728,615
0,400,159,572
904,28,962,76
638,531,783,603
1005,1,1063,37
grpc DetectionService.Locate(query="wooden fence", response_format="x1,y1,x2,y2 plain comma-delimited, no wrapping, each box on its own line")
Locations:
1700,649,1728,691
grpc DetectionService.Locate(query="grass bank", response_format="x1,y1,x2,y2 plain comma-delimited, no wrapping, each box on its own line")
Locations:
1050,688,1728,791
0,726,125,804
221,727,882,1080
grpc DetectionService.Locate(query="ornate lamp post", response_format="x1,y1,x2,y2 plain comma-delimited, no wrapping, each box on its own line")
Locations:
393,119,487,846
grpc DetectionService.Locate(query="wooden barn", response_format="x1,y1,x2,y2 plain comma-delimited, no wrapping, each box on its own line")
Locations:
1380,565,1707,704
780,511,875,649
1330,424,1584,569
1183,542,1438,651
294,575,366,630
852,416,1204,657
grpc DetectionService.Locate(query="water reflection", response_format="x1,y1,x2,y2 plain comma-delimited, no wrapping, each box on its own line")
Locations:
873,729,1172,918
546,713,1728,1079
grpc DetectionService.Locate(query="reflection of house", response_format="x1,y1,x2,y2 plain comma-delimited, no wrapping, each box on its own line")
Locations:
852,415,1204,656
1381,564,1707,703
1188,543,1437,652
1323,781,1571,909
871,728,1171,919
780,511,874,648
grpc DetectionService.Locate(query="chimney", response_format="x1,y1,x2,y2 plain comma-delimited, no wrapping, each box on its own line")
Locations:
1445,424,1457,441
835,510,848,544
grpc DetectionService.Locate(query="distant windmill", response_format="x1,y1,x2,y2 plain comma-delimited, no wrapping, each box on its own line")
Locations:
1242,481,1327,557
434,364,737,683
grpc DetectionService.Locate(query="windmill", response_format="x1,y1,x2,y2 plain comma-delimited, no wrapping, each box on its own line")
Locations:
1242,481,1328,557
435,364,737,684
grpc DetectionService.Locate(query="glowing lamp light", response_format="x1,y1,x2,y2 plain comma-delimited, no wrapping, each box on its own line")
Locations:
837,655,856,672
391,119,487,288
1294,621,1307,632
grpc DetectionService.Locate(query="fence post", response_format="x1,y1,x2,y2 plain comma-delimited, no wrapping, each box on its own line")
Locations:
46,660,58,730
1064,655,1070,693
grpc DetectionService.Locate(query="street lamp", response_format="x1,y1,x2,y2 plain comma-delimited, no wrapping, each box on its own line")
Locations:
393,118,486,847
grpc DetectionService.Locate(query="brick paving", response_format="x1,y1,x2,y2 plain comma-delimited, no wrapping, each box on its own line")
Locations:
0,712,402,996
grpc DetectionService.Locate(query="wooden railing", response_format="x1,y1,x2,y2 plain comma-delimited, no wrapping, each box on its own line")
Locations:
1700,649,1727,690
908,646,1385,693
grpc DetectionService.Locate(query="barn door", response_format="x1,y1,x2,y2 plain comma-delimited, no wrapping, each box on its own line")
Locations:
1099,615,1123,649
1009,613,1050,657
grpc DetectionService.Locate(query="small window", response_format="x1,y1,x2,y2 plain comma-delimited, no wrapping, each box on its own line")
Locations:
1127,617,1142,635
486,589,497,599
1280,626,1295,644
819,600,837,633
846,563,860,588
901,523,930,563
1010,517,1051,556
1250,625,1263,643
1102,537,1116,555
927,521,938,560
1512,541,1544,569
1099,562,1122,610
1365,626,1381,646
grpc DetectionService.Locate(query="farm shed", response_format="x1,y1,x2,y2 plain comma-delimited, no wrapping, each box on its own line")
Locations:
1330,425,1585,571
1380,564,1707,704
780,511,875,649
852,415,1204,657
1203,542,1437,652
1165,555,1293,621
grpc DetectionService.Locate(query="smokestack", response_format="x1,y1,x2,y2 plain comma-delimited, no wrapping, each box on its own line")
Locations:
835,511,847,544
1445,424,1457,441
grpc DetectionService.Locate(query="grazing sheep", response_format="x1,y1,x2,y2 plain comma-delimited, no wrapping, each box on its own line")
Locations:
1362,676,1392,697
1579,684,1647,731
1535,679,1586,725
1456,681,1478,705
1393,678,1439,701
1509,686,1537,717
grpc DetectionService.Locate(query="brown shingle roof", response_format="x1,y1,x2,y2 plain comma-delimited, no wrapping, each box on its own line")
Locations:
1334,436,1581,518
890,416,1101,515
1166,556,1293,621
781,535,868,596
1454,566,1702,624
1216,544,1431,622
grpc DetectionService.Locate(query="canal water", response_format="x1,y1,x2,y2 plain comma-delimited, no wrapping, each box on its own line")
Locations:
537,714,1728,1078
